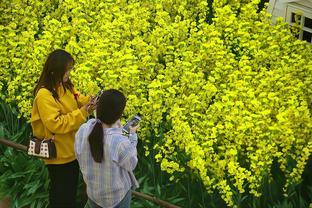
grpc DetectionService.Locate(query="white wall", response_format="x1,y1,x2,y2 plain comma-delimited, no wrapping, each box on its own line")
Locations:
268,0,299,20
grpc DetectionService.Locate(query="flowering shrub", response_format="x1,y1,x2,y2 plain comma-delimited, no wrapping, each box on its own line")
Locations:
1,0,311,206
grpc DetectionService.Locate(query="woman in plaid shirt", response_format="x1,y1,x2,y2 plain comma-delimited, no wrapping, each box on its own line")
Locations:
75,89,139,208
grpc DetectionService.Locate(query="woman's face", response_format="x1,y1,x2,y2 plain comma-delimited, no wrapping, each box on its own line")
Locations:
63,62,74,82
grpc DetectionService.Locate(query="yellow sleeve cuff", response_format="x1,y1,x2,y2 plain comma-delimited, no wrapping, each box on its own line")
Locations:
80,108,89,118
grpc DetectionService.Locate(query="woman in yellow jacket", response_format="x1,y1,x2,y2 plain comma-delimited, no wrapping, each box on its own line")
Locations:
31,49,96,207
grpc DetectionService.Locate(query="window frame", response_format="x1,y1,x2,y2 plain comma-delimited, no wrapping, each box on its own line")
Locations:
286,2,312,43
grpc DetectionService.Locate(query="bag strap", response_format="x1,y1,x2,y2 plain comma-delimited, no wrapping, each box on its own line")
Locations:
34,139,41,154
43,134,55,141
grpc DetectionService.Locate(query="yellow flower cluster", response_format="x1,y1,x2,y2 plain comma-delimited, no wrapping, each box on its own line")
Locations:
1,0,311,206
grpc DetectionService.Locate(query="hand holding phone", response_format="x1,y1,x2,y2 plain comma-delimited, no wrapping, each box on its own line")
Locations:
122,115,141,134
95,90,104,103
84,96,97,114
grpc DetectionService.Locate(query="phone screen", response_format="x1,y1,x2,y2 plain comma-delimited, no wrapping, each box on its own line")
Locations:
123,115,141,134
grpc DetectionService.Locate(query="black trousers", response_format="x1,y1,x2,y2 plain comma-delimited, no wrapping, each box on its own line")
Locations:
46,160,79,208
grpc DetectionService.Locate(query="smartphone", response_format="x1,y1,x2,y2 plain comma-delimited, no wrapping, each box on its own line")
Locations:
122,115,141,134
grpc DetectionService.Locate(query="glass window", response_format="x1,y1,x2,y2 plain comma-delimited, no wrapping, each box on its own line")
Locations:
287,3,312,44
304,17,312,29
291,13,302,23
302,31,312,43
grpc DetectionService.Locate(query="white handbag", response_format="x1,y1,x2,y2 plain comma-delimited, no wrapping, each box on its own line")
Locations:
27,136,57,159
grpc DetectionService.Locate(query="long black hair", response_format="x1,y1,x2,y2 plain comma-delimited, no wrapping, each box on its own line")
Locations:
33,49,75,99
88,89,126,163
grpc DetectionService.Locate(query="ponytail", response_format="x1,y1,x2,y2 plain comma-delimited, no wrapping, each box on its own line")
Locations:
89,89,126,162
88,122,104,163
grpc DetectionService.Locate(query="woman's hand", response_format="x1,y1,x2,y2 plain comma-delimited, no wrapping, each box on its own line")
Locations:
129,124,139,134
82,96,97,114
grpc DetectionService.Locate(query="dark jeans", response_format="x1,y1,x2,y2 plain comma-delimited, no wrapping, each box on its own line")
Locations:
47,160,79,208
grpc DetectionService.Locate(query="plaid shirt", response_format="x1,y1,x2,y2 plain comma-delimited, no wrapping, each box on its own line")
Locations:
75,119,139,208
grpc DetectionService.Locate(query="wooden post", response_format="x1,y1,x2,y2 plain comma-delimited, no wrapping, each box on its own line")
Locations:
0,197,11,208
132,191,181,208
0,138,27,151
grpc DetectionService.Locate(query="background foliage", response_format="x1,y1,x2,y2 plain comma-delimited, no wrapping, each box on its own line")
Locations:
0,0,312,207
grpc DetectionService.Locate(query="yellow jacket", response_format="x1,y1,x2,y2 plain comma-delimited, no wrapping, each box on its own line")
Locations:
31,86,90,164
